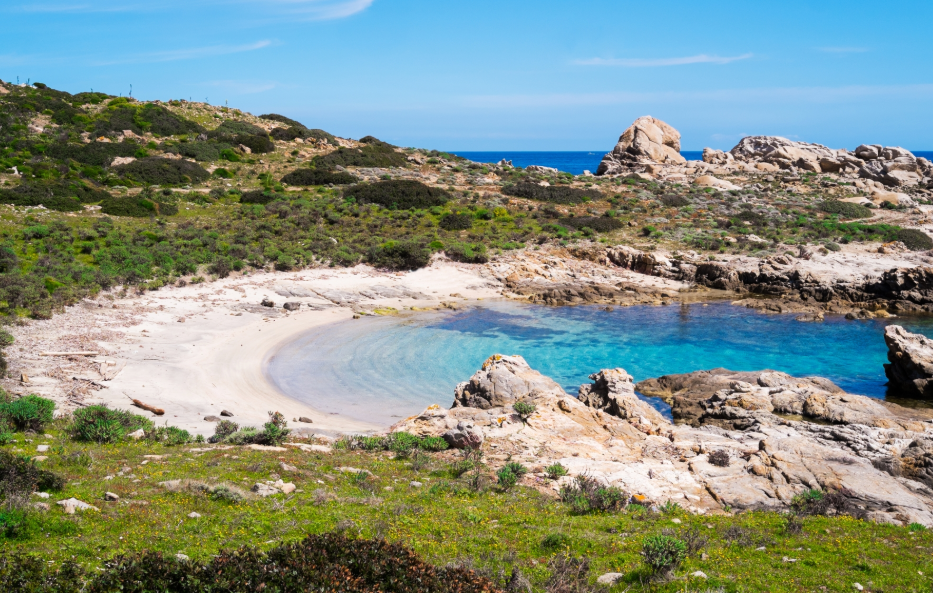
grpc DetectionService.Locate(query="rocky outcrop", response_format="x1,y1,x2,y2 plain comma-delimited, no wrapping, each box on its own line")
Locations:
719,135,930,187
884,325,933,398
596,116,686,176
390,356,933,526
452,354,565,409
578,369,667,425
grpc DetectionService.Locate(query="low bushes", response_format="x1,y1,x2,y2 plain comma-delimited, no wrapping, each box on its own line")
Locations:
100,196,179,217
7,533,501,593
45,140,140,167
559,474,629,514
112,157,210,186
0,395,54,431
502,183,602,205
368,240,431,270
240,189,288,205
270,126,337,144
70,405,153,443
558,216,623,233
820,199,872,219
208,121,275,154
169,141,228,162
346,180,450,210
209,411,290,446
336,431,449,454
444,242,488,264
0,182,99,212
641,534,687,579
0,451,66,502
660,194,691,207
281,168,357,186
896,228,933,251
313,140,408,169
439,212,474,230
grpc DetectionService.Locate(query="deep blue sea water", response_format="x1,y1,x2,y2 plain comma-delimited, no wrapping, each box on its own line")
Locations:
452,150,933,176
267,301,933,426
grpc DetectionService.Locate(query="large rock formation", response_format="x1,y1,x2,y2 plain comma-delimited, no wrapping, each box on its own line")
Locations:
884,325,933,398
391,354,933,526
713,135,932,187
596,116,686,176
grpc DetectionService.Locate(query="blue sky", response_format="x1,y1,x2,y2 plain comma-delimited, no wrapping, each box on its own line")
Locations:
2,0,931,151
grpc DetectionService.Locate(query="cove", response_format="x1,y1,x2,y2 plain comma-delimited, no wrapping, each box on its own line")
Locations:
266,300,933,426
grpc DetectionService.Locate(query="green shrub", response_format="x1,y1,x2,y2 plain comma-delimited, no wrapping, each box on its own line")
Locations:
825,241,841,252
368,240,431,270
502,183,602,205
512,401,536,421
258,113,305,128
240,189,288,205
313,142,408,169
0,394,55,431
211,120,267,137
419,436,449,452
100,196,178,217
559,216,623,233
559,474,629,514
81,533,499,593
281,168,357,186
820,199,872,219
541,532,571,551
71,405,152,443
0,181,110,212
346,180,450,210
439,212,473,230
444,242,488,264
112,157,210,186
213,168,234,179
660,194,691,207
211,420,239,443
0,450,66,501
641,534,687,578
145,426,193,446
169,141,226,162
270,126,337,144
497,466,518,490
896,228,933,251
545,462,568,480
258,411,290,446
45,140,140,167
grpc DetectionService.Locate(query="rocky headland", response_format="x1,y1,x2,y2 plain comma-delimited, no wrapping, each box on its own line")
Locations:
392,325,933,526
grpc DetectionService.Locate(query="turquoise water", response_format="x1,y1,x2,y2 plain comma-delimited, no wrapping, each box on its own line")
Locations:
450,151,933,176
266,301,933,426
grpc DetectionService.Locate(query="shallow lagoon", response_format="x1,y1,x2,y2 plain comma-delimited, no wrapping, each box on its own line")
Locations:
267,301,933,426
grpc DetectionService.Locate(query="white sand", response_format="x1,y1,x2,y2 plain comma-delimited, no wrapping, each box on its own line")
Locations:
3,261,501,436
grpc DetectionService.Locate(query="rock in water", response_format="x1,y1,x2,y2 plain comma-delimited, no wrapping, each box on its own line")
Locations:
596,116,686,175
578,368,667,424
884,325,933,397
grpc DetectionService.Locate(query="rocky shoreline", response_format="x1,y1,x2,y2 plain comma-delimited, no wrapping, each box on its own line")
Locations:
392,325,933,526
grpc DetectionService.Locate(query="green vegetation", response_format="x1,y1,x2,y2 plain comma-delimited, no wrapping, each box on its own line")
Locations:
819,199,872,219
111,157,210,186
281,168,357,186
313,138,408,169
99,195,179,217
345,180,451,210
503,183,602,205
897,228,933,251
0,415,927,592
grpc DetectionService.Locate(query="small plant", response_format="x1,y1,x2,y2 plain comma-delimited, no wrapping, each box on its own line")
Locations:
210,419,239,443
708,449,730,467
545,462,568,480
419,436,449,452
541,532,571,551
259,411,290,446
0,451,65,503
909,522,927,532
210,484,246,503
145,426,193,446
496,466,518,491
641,534,687,580
512,401,536,422
559,474,628,514
503,461,528,478
660,500,682,514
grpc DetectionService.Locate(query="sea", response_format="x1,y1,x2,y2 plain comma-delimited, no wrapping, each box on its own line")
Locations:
451,150,933,176
267,301,933,426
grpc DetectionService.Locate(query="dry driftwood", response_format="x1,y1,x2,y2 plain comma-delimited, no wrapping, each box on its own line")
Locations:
40,351,99,357
125,394,165,416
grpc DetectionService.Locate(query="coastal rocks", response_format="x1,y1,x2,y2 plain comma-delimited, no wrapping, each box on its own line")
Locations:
693,175,741,191
391,356,933,525
452,354,564,409
883,325,933,398
596,116,686,176
526,165,558,174
729,136,842,171
701,148,733,166
578,369,667,425
442,421,484,449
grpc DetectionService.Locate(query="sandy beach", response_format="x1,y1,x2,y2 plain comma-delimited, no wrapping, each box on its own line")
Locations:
2,260,503,436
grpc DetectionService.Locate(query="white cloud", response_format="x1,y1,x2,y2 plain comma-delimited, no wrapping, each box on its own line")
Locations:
818,47,869,54
94,40,272,65
575,54,753,67
271,0,375,20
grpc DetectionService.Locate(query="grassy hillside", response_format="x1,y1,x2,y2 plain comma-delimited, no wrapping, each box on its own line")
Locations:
0,403,929,592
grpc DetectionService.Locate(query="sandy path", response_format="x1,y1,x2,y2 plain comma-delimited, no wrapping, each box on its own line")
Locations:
4,262,501,436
